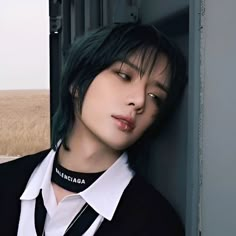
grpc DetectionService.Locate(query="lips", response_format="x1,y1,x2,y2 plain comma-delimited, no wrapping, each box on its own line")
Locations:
111,115,135,132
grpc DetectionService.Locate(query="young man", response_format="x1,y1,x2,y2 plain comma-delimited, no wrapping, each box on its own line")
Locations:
0,23,186,235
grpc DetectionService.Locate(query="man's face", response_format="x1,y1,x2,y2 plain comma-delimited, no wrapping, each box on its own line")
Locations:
76,53,170,152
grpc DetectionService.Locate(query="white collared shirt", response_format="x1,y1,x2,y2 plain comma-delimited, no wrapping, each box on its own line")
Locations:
17,149,134,236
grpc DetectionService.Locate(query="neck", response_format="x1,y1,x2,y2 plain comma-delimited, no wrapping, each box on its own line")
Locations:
58,120,122,173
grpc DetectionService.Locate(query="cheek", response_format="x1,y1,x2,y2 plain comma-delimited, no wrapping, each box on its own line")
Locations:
146,116,156,131
136,114,156,137
141,106,159,131
147,102,159,120
88,73,116,99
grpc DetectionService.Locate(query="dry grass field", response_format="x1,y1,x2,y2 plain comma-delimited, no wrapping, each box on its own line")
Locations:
0,90,50,157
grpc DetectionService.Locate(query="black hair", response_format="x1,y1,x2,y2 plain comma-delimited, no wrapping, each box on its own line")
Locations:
52,23,187,151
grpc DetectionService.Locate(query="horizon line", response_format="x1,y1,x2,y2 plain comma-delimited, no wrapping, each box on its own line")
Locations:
0,88,50,91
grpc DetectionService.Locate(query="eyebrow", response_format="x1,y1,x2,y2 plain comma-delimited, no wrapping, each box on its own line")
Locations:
153,80,169,94
120,60,169,94
121,59,145,75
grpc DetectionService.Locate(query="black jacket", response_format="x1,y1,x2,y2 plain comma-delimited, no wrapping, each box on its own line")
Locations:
0,150,184,236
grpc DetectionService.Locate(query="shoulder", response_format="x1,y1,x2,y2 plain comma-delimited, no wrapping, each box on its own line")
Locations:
115,174,185,235
0,149,50,173
0,149,50,191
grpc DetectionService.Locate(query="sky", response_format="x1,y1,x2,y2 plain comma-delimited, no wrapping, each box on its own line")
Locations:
0,1,49,90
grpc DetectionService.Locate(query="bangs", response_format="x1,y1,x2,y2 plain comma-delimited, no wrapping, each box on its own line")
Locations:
117,45,171,90
94,24,172,87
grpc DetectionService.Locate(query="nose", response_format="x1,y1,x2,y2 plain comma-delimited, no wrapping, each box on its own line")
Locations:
127,85,146,113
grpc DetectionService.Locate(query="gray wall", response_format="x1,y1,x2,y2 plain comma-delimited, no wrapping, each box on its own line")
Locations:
201,0,236,235
140,0,188,23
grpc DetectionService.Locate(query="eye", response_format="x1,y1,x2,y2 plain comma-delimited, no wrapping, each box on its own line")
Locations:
117,72,131,81
148,93,162,106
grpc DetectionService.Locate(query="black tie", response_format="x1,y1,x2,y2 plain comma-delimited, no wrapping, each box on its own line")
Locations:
34,190,99,236
34,190,46,236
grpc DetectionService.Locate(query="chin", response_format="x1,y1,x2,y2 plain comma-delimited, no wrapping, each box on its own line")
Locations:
107,140,135,152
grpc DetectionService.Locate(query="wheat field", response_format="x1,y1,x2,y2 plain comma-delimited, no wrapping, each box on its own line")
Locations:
0,90,50,157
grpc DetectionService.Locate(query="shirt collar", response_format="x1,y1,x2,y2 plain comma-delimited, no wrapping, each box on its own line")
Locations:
20,148,134,221
80,152,134,221
20,148,56,200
